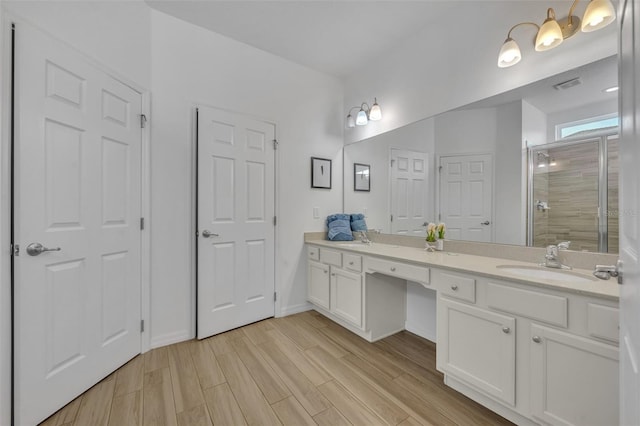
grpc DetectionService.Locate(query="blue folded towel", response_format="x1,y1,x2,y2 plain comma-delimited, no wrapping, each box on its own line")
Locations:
327,214,354,241
350,213,368,232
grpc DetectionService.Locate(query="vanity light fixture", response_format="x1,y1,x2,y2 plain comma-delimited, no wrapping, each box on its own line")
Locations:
537,152,550,168
346,98,382,128
498,0,616,68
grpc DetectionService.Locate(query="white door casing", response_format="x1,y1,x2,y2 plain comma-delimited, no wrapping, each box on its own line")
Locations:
619,0,640,424
439,154,493,242
390,149,429,235
197,106,275,339
14,24,142,426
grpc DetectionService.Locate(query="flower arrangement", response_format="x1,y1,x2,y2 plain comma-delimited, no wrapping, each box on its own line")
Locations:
426,223,437,242
437,222,446,239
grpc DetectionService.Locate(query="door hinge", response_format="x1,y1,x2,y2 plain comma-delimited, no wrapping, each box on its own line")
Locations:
140,320,145,332
140,114,147,129
140,217,145,230
439,165,443,173
274,292,277,302
10,243,19,257
390,159,395,167
390,214,393,222
273,216,277,226
273,139,278,150
438,213,441,221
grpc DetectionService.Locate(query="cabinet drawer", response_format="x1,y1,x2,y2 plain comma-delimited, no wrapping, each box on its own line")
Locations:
307,246,320,261
587,303,619,343
487,283,567,328
343,254,362,273
437,271,476,303
367,257,429,284
320,248,342,267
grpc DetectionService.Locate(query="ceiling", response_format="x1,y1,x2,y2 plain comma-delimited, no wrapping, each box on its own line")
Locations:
462,54,618,114
145,0,539,78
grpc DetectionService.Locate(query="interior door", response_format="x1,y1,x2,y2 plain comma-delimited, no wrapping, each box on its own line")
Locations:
439,154,493,242
619,0,640,423
13,24,142,426
197,106,275,339
390,149,429,235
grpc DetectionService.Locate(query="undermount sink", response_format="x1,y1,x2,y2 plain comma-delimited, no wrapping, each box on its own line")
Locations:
496,265,598,283
335,243,371,248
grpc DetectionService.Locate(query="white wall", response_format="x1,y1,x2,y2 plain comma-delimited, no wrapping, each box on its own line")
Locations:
522,100,549,147
546,98,618,142
0,2,152,424
343,1,617,145
148,11,344,347
435,108,497,156
343,118,435,232
495,102,525,245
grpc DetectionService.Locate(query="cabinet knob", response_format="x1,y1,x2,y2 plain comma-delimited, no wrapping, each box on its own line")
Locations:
349,261,354,265
310,251,315,256
390,267,396,272
451,285,458,291
532,336,542,343
324,270,328,274
331,273,336,277
502,327,510,334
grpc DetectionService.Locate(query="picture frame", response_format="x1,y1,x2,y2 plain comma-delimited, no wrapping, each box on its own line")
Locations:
311,157,332,189
354,163,370,192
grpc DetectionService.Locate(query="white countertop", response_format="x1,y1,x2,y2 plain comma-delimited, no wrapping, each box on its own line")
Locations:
307,240,619,301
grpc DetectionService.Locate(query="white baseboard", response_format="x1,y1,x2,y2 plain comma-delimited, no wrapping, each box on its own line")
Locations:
278,302,312,317
405,321,436,343
149,330,192,350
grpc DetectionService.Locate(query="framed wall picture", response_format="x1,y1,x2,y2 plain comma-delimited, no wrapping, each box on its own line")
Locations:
354,163,370,192
311,157,332,189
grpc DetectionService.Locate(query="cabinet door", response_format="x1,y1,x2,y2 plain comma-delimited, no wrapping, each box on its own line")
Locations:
530,324,619,426
438,298,516,405
330,268,363,328
308,260,330,310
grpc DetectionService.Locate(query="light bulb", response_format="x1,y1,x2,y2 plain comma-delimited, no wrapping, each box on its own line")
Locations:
582,0,616,32
356,109,368,126
346,114,355,128
369,98,382,121
498,38,522,68
535,9,563,52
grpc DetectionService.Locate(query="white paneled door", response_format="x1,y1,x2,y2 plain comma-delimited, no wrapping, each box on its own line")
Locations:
197,107,275,339
13,24,143,426
439,154,493,242
390,149,429,235
619,0,640,424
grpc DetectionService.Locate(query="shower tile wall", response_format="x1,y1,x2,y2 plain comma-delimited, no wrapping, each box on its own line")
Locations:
533,141,619,253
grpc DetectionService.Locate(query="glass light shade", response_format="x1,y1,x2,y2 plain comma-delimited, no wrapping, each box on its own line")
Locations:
369,99,382,121
535,18,563,51
581,0,616,32
346,114,355,128
355,109,368,126
497,38,522,68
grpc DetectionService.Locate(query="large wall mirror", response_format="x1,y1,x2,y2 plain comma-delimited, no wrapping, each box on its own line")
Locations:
343,55,618,253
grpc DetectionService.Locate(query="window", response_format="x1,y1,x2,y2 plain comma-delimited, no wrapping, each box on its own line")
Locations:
556,114,619,140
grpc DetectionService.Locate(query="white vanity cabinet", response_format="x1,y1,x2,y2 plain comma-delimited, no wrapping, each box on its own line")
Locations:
306,246,364,330
529,324,619,426
434,268,619,426
438,298,516,406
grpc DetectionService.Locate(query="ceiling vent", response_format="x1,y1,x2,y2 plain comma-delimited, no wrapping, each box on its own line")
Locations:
553,77,582,90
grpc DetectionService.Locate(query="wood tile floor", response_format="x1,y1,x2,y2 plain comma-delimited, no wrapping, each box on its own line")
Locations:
40,311,514,426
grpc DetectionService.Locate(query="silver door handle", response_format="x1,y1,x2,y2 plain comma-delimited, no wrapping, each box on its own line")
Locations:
201,230,219,238
481,221,490,226
26,243,61,256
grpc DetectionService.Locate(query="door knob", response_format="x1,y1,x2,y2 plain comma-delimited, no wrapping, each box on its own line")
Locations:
201,230,219,238
26,243,61,256
481,221,490,226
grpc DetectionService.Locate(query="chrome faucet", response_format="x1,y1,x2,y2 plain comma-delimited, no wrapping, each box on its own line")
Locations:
542,241,571,269
358,231,371,244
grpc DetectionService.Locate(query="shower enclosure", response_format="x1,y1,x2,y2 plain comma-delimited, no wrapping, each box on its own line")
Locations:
528,132,619,253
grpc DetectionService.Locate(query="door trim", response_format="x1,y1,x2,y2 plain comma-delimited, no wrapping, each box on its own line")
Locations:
1,16,152,424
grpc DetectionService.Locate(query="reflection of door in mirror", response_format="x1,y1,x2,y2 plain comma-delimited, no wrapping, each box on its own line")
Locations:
439,154,493,242
390,149,429,235
529,133,618,253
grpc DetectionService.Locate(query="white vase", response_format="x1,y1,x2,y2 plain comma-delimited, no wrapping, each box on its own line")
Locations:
436,239,444,251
